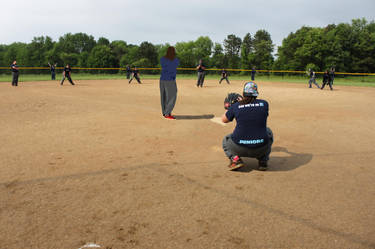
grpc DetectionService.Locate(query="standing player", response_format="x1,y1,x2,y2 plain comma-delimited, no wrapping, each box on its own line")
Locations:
329,67,335,86
219,68,230,84
251,67,256,81
222,82,273,171
48,62,57,80
308,68,320,88
129,67,141,84
11,60,19,86
126,65,131,79
60,64,75,85
196,59,206,87
321,70,333,90
160,46,180,120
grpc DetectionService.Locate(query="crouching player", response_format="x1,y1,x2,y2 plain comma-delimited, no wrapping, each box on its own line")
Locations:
222,82,273,171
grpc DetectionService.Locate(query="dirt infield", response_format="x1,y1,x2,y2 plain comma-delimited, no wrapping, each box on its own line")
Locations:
0,79,374,249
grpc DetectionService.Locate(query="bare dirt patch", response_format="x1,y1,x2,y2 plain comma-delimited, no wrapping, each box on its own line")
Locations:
0,79,374,248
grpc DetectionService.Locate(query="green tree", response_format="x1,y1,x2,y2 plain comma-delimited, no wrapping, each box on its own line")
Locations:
240,33,253,69
223,34,242,69
250,30,274,70
87,45,116,72
194,36,213,64
138,41,158,66
97,37,110,47
211,43,226,68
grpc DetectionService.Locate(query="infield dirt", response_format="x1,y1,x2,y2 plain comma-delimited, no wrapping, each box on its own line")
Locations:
0,79,374,249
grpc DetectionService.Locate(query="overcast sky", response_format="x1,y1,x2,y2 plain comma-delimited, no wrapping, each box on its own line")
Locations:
1,0,374,48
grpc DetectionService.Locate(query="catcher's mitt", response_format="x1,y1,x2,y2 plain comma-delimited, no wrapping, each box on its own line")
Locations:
224,93,243,110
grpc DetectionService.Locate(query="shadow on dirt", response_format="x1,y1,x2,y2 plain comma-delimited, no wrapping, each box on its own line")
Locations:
236,146,313,173
175,114,214,120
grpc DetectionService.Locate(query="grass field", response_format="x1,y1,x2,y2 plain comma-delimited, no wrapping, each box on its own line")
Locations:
1,72,375,87
1,79,374,248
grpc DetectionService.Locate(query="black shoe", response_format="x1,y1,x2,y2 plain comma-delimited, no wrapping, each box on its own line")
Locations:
258,160,268,171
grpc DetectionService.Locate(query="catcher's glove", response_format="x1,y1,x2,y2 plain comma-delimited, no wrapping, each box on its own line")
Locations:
224,93,243,110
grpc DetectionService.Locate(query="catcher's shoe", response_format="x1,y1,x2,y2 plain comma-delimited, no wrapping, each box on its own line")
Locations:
228,155,244,171
258,160,268,171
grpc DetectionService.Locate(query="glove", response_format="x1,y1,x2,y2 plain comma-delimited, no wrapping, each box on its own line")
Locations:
224,93,243,110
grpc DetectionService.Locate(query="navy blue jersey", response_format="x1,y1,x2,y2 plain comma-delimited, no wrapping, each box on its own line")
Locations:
64,67,71,75
226,99,269,148
197,64,205,72
11,64,19,72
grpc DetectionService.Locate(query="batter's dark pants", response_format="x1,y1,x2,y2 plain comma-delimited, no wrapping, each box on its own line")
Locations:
129,75,141,84
61,75,75,85
197,72,205,87
219,76,230,84
12,72,19,86
222,128,273,162
160,80,177,116
51,72,56,80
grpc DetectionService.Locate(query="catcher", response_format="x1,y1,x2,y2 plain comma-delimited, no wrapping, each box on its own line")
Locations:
222,82,273,171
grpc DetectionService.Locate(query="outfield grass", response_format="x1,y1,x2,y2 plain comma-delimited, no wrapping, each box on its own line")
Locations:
0,73,374,87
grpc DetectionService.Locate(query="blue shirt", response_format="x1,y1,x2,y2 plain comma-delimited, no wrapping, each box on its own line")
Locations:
160,57,179,81
226,99,269,148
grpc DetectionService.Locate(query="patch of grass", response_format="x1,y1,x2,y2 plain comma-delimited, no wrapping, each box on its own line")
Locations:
0,73,374,87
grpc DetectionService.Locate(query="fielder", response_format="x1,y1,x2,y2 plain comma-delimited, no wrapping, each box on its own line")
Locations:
196,59,206,87
129,67,141,84
222,82,273,171
219,69,230,84
308,68,320,88
321,70,333,90
60,64,75,85
11,60,19,86
48,62,57,80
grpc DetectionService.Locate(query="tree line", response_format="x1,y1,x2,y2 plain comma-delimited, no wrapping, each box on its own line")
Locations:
0,18,374,73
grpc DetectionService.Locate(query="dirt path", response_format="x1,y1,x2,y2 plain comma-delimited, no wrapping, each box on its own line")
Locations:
0,79,374,248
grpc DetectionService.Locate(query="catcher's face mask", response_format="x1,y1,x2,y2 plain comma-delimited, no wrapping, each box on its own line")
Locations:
243,82,258,97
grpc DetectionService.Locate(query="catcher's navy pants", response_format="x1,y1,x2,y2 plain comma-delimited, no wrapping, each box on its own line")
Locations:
222,128,273,162
160,80,177,116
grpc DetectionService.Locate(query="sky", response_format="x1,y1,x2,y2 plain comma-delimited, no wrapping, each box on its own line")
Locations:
1,0,374,48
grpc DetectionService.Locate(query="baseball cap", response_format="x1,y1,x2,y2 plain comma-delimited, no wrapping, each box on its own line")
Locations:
243,81,258,97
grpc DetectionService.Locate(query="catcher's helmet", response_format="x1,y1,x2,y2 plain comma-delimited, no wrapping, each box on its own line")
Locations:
243,81,258,97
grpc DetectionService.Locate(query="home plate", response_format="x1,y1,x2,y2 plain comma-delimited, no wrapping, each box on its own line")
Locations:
210,117,226,126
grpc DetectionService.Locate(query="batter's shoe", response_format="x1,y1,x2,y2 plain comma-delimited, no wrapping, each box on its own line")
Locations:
258,160,268,171
164,115,176,120
228,156,244,171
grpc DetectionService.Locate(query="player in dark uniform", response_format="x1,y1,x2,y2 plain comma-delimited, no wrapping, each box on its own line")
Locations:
60,64,75,85
329,67,335,86
11,60,19,86
129,67,141,84
219,69,230,84
251,67,256,81
321,70,332,90
48,62,57,80
222,82,273,171
196,59,206,87
126,65,131,79
308,68,320,88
